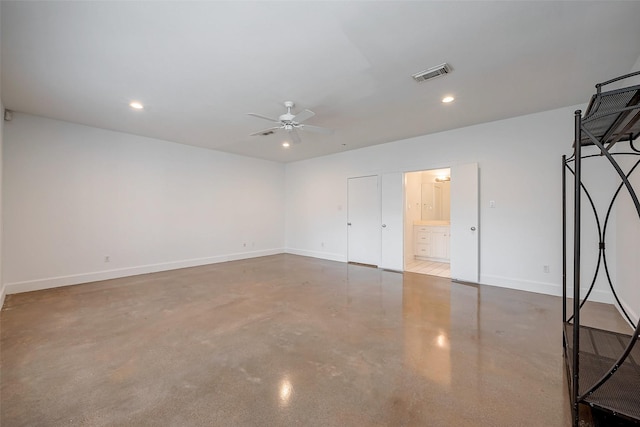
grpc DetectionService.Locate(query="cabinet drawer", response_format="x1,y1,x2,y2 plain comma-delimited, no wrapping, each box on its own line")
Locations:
415,244,430,255
414,226,429,232
415,231,430,243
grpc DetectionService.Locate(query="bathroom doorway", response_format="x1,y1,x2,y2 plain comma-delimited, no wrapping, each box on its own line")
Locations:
404,168,451,278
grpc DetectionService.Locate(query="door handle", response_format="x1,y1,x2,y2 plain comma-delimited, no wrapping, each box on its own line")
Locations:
382,224,387,228
470,226,476,231
347,222,352,226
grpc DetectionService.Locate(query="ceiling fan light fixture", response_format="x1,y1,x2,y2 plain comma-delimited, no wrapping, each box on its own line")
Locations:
282,141,290,148
247,101,333,144
129,101,144,110
442,96,455,103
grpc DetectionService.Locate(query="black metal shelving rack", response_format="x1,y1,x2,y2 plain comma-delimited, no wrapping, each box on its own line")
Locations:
563,71,640,427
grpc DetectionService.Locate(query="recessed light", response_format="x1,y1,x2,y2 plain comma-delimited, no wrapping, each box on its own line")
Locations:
442,96,455,103
282,142,290,148
129,101,144,110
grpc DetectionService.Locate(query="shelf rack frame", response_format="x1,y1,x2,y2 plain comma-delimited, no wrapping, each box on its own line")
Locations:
563,71,640,427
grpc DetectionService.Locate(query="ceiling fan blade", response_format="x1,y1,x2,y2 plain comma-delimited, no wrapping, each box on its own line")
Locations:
300,124,334,135
292,109,315,123
288,128,302,144
247,113,280,123
249,126,281,136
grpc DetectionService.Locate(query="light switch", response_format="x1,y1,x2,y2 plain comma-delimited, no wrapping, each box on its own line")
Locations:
489,200,496,208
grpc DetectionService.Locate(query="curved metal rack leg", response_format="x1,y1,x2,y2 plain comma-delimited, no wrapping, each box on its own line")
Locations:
572,110,582,427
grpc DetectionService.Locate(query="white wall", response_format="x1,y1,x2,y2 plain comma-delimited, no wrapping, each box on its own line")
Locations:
613,152,640,326
562,130,625,308
3,104,620,304
3,113,285,293
613,54,640,325
285,104,617,300
0,103,625,306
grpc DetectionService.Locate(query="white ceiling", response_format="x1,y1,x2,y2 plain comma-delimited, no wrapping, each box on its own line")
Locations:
2,1,640,163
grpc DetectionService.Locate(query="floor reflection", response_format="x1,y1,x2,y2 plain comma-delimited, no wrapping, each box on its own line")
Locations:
402,275,482,390
278,375,293,408
403,276,452,385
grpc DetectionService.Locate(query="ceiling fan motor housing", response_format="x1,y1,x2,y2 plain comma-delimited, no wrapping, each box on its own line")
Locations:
280,113,296,123
248,100,332,142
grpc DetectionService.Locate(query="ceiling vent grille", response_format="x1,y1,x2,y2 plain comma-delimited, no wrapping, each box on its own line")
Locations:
412,63,451,83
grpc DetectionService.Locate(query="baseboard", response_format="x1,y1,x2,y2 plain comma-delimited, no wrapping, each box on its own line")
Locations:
285,248,347,263
480,274,615,304
617,297,639,328
226,248,283,262
0,284,6,310
480,274,562,297
564,287,615,304
4,248,284,295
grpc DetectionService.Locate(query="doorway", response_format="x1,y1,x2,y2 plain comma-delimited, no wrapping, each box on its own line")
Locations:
347,175,380,266
404,168,451,278
346,173,405,272
346,164,478,282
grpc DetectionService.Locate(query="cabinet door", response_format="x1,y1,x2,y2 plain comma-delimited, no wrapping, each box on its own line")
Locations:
444,228,450,259
431,230,445,258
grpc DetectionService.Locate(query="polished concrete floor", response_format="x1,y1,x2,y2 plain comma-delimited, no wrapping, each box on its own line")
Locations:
0,254,632,426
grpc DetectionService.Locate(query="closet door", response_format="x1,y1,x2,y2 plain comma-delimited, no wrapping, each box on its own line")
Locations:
380,172,404,271
450,163,479,282
347,175,380,266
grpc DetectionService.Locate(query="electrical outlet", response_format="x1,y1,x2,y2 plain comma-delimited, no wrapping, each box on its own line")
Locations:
321,242,325,248
243,243,247,247
543,265,550,273
105,256,110,263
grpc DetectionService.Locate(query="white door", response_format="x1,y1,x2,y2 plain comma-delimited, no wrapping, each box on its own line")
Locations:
380,173,404,271
348,175,380,266
450,163,479,282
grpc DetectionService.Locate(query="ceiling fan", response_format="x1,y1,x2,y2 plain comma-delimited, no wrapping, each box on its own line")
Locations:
248,101,333,144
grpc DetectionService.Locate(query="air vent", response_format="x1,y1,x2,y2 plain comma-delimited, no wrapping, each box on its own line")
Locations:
412,63,451,83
